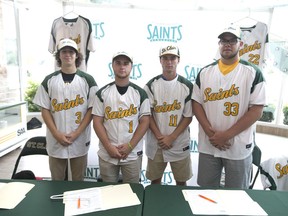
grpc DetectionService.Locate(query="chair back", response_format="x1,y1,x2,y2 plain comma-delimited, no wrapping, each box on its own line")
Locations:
11,136,48,179
252,145,262,166
249,145,262,189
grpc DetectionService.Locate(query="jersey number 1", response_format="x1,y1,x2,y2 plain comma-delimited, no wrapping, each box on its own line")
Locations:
129,121,133,133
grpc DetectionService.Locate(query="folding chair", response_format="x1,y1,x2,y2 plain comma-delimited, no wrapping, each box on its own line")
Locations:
11,136,48,179
249,144,262,189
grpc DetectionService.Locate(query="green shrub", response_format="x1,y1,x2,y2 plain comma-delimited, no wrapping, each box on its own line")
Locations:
24,81,40,112
283,105,288,125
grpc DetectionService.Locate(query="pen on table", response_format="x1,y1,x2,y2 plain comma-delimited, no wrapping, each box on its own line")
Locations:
77,197,81,209
198,194,217,204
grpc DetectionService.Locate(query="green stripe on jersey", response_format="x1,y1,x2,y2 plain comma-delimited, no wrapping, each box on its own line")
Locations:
177,75,193,104
96,81,148,105
41,70,97,98
96,81,115,103
239,59,265,93
41,70,61,93
76,70,98,88
128,82,149,105
195,60,218,88
146,74,162,93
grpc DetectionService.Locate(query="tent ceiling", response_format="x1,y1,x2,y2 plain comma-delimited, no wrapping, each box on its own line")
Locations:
16,0,288,11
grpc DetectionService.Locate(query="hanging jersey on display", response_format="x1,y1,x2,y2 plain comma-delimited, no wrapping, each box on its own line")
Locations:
239,22,269,70
48,15,96,72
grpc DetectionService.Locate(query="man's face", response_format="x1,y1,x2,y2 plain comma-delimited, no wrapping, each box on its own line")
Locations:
160,54,179,74
59,47,77,66
112,56,132,79
218,33,241,60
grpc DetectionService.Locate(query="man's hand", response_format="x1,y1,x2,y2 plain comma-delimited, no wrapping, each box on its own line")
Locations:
157,135,173,150
209,130,231,151
106,144,122,159
54,131,72,146
117,143,132,160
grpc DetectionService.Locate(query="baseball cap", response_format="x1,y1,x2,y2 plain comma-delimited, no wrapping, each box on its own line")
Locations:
57,38,78,53
112,51,133,63
159,45,180,57
218,25,241,39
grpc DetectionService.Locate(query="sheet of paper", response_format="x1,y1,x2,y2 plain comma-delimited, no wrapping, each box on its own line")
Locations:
182,189,268,216
63,184,140,216
63,187,103,216
101,183,140,210
0,182,35,209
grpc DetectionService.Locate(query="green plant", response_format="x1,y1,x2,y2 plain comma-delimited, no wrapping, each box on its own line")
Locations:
283,105,288,125
25,81,40,112
259,104,275,122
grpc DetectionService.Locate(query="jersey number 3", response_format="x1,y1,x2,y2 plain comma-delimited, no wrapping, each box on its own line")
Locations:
75,112,82,124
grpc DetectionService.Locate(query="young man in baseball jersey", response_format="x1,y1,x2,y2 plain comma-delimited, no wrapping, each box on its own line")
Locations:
33,38,98,181
92,51,150,183
192,25,266,189
144,45,193,186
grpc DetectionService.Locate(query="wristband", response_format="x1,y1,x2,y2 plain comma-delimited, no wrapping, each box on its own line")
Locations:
128,142,133,150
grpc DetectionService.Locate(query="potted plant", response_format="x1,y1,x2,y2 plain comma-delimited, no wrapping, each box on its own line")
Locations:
25,80,40,112
283,105,288,125
259,104,275,122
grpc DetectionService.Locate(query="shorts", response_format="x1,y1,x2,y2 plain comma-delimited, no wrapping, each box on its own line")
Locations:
146,148,192,182
99,156,142,183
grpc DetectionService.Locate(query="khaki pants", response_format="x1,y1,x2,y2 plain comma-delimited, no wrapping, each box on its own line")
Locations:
49,154,87,181
146,149,192,182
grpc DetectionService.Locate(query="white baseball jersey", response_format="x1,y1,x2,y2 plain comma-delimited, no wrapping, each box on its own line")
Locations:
48,16,96,72
144,74,193,162
92,82,151,165
192,59,266,160
239,22,269,70
33,70,98,159
260,156,288,191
